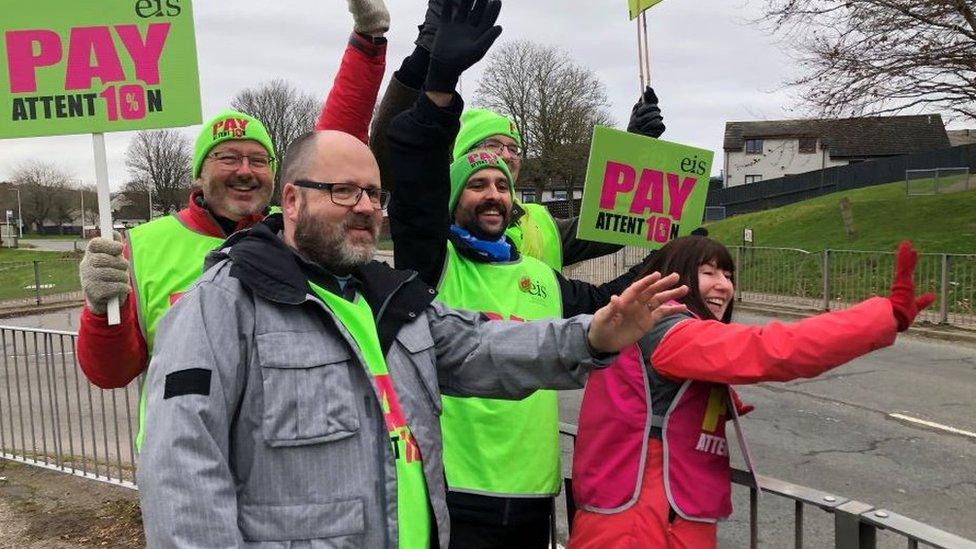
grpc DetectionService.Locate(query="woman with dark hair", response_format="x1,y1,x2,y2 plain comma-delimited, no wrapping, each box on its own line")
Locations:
568,236,934,548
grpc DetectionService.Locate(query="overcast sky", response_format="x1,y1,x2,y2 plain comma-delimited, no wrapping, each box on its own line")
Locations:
0,0,939,187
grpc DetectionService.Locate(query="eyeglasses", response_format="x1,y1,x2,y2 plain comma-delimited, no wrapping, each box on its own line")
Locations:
476,139,520,158
293,180,391,210
207,151,275,172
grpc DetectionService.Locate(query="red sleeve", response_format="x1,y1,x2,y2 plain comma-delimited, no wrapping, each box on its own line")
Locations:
76,243,149,389
651,297,898,385
315,32,387,144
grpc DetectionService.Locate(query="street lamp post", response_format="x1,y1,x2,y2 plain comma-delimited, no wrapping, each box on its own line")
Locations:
148,187,153,220
13,187,23,238
80,188,85,237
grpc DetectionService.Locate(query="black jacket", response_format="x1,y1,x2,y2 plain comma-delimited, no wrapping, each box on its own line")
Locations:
387,92,645,319
211,213,438,353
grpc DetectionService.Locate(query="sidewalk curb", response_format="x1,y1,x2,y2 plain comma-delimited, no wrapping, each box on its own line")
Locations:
0,300,82,320
736,302,976,346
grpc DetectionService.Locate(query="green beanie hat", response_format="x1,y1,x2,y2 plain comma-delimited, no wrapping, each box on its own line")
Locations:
193,110,276,178
450,150,514,213
452,108,522,161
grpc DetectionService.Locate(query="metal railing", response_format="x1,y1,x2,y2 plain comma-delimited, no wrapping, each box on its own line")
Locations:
558,424,976,549
0,324,973,546
0,325,138,488
563,246,976,331
0,259,84,310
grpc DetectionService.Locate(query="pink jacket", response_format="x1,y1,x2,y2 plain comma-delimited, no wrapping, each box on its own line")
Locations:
573,298,897,514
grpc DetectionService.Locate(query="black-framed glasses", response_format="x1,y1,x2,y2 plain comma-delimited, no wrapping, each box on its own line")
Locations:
476,139,520,158
207,151,275,172
294,180,390,210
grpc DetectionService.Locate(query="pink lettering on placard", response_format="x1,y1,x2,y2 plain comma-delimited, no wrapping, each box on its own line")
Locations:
645,216,672,244
65,27,125,90
629,168,664,216
5,30,62,93
115,23,170,86
667,173,697,220
599,161,636,210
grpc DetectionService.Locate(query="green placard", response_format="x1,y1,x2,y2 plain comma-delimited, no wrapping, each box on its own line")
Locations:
577,126,712,249
0,0,201,139
629,0,666,19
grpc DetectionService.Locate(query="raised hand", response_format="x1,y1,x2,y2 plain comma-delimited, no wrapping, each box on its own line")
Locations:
347,0,390,37
587,272,688,354
627,86,665,139
888,240,936,331
425,0,503,93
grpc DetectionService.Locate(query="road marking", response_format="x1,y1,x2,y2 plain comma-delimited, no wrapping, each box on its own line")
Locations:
888,413,976,440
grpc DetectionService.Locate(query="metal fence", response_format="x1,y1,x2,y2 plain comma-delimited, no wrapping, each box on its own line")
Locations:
0,324,973,547
0,325,138,488
564,246,976,331
557,424,976,549
0,259,83,310
906,168,973,197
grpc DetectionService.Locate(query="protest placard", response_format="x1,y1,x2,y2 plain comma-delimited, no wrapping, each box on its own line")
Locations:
0,0,201,139
1,0,201,323
577,126,713,249
629,0,666,20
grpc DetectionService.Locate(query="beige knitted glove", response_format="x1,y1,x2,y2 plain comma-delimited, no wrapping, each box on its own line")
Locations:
347,0,390,36
79,233,130,315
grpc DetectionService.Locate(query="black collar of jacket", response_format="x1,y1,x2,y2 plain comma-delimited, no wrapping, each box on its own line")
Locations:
447,231,522,264
209,213,437,353
510,201,526,225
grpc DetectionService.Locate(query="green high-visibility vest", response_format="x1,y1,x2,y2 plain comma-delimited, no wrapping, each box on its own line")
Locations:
506,202,563,271
437,242,563,497
128,215,225,450
309,283,431,549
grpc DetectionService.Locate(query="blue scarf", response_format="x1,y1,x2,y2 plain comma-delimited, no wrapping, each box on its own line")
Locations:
450,224,512,262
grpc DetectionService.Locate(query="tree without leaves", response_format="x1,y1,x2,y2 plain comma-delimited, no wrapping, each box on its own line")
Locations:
475,40,613,208
116,179,155,221
231,79,319,203
125,129,192,215
9,161,76,233
759,0,976,121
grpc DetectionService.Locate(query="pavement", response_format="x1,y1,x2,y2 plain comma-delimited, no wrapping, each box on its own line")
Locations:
18,239,85,253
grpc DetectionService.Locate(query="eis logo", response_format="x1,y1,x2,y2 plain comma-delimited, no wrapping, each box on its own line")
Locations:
212,117,250,140
519,276,548,299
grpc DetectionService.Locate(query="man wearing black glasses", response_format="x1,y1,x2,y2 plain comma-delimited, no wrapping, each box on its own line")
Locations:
136,129,689,548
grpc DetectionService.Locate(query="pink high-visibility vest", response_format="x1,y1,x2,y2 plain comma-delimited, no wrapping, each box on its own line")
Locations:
573,346,757,521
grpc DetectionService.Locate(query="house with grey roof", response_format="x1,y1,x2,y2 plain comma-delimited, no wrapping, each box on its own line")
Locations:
723,115,951,188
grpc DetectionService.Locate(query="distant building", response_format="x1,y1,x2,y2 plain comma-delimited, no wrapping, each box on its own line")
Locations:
513,182,583,205
723,115,951,188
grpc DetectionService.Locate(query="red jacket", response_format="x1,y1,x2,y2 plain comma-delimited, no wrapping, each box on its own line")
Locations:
77,33,386,389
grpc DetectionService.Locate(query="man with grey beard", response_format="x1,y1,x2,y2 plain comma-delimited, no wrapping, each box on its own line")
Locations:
136,130,690,548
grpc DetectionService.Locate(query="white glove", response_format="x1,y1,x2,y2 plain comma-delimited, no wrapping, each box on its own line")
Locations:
79,233,130,315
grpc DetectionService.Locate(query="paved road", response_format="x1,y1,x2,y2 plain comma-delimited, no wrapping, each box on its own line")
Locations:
2,307,974,546
558,312,976,547
20,239,85,253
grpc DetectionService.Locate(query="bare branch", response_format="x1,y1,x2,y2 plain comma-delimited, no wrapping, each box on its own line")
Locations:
758,0,976,122
231,79,319,203
125,130,192,215
475,40,613,199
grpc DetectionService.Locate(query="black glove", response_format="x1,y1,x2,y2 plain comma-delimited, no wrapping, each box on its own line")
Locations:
425,0,502,93
415,0,445,52
627,86,665,139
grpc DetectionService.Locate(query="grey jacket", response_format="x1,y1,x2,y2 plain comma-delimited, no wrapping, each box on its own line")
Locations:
136,217,609,548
